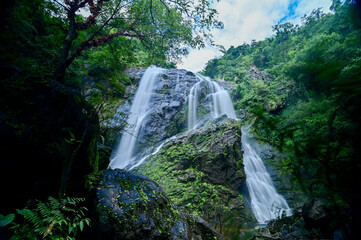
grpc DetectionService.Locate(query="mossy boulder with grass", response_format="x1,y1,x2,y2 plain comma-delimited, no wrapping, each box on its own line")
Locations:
135,118,256,239
90,169,224,240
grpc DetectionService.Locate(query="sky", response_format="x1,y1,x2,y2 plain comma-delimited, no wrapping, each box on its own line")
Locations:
176,0,333,72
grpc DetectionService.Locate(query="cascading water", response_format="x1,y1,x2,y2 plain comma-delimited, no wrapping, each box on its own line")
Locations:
242,126,292,224
109,66,164,170
187,74,236,130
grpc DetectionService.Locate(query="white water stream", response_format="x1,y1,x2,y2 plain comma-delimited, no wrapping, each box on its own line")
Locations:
242,126,292,223
187,74,236,130
109,67,164,170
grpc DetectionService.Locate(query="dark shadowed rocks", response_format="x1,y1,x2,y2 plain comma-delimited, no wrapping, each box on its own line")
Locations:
90,169,224,240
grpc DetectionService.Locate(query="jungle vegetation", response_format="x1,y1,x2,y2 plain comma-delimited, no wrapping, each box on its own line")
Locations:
203,0,361,212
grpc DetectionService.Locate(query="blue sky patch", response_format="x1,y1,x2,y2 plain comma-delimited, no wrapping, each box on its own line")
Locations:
280,0,300,23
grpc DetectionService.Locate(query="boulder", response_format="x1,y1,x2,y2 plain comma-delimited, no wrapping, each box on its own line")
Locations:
90,169,224,240
301,198,351,238
302,198,328,226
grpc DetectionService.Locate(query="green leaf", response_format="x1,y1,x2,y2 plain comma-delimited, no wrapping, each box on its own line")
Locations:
79,221,84,231
84,218,91,226
0,213,15,227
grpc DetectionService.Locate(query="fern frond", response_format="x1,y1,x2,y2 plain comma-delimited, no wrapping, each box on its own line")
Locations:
49,196,63,209
18,208,41,225
62,206,76,213
14,195,89,239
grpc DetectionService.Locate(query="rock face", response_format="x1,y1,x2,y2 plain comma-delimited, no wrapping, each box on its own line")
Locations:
0,77,99,213
301,198,337,237
247,65,273,82
111,69,198,152
106,68,258,238
135,118,256,239
91,169,224,240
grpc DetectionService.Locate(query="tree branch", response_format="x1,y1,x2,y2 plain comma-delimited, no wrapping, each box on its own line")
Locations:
54,0,69,10
107,40,123,67
150,0,161,33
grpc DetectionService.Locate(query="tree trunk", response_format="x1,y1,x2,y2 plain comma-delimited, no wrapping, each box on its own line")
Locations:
53,6,78,83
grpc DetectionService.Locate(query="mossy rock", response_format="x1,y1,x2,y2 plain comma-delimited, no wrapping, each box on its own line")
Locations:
90,169,224,240
135,118,256,238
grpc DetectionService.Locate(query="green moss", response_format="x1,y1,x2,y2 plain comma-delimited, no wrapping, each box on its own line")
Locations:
134,120,252,235
116,178,134,189
197,105,210,119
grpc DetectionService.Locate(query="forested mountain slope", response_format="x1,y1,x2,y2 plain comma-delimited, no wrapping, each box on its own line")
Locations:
203,0,361,237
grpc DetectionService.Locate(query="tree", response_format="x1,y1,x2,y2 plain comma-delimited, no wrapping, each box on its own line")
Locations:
51,0,223,83
330,0,342,12
272,22,295,42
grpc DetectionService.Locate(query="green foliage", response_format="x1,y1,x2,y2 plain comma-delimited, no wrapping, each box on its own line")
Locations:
1,0,223,142
0,0,65,78
203,1,361,209
9,196,90,240
0,213,15,227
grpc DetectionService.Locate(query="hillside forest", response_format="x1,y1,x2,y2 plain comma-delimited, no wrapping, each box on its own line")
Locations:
204,0,361,216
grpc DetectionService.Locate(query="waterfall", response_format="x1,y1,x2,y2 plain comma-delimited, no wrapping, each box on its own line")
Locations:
187,74,236,130
109,67,292,224
241,126,292,224
109,67,164,170
186,73,292,224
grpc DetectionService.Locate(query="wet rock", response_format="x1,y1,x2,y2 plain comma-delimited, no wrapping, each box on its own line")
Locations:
283,231,304,240
301,198,346,238
178,171,197,182
302,198,328,225
124,67,146,82
90,169,224,240
111,68,199,152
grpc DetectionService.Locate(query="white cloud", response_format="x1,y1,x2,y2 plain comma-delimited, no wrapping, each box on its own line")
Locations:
177,0,332,73
177,47,222,73
213,0,290,48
